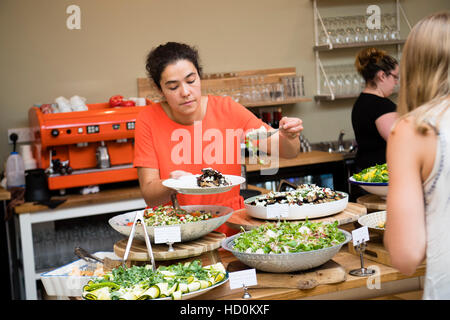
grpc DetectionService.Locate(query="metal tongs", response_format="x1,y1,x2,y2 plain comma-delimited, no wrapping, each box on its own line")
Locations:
122,210,156,271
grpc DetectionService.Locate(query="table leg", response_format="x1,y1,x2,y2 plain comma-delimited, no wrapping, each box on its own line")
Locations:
18,213,37,300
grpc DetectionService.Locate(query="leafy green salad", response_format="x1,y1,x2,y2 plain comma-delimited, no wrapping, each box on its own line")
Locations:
353,163,389,183
233,221,346,254
82,260,226,300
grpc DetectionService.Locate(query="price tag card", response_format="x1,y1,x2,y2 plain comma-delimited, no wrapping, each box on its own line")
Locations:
352,226,370,246
154,226,181,244
266,203,289,219
229,269,258,290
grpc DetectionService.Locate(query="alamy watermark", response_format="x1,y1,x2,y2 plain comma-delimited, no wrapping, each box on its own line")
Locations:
366,5,381,30
66,5,81,30
170,121,280,175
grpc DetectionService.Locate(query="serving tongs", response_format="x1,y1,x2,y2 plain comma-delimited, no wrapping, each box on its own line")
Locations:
122,210,156,271
74,246,124,272
277,179,299,192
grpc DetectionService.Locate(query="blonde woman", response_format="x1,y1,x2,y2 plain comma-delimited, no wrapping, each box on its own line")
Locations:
384,11,450,299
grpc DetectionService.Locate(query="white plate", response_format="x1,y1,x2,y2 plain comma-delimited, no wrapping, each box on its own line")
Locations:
162,174,245,195
109,205,234,242
348,176,388,198
40,252,121,297
244,192,349,220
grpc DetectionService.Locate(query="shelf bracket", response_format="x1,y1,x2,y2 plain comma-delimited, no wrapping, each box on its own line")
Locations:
317,57,335,101
313,0,333,49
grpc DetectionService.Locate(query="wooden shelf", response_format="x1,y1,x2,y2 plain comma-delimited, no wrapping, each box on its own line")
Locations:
314,94,359,101
313,39,406,51
243,97,312,108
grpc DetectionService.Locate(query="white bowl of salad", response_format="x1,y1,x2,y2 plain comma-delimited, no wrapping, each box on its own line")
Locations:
109,205,234,242
349,164,389,198
222,221,351,273
244,184,348,220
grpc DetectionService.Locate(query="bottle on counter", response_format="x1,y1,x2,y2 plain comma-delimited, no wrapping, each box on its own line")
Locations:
6,151,26,189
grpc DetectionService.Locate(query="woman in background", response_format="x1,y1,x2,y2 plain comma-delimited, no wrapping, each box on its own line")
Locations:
384,11,450,299
351,47,399,172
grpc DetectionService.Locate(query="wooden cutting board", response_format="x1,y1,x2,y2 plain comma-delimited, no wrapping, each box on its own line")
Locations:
226,259,347,289
356,194,386,211
114,231,225,261
226,203,367,231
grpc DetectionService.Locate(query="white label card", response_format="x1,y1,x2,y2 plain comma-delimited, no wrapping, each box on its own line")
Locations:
154,226,181,244
266,203,289,219
352,226,370,246
229,269,258,290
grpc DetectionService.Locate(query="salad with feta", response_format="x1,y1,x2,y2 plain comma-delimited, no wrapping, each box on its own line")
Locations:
248,184,346,207
232,220,346,254
142,205,216,226
82,260,227,300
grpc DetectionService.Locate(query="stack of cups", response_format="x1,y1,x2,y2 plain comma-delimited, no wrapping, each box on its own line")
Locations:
69,95,88,111
55,96,72,113
20,144,37,171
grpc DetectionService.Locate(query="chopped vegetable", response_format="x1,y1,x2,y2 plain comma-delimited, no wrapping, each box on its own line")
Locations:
142,205,217,226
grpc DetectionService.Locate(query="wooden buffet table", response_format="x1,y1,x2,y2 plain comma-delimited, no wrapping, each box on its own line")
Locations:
0,186,11,201
12,179,419,300
192,249,425,300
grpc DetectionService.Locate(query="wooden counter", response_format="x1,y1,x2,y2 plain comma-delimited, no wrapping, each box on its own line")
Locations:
194,248,425,300
245,150,344,173
14,186,143,214
0,186,11,201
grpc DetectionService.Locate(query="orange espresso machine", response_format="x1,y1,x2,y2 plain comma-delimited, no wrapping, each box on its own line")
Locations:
29,103,149,190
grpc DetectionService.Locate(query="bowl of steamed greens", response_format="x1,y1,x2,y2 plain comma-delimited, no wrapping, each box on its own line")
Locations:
349,163,389,198
222,221,351,273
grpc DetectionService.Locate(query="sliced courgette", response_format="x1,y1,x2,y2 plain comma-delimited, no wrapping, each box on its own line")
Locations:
187,281,201,292
178,283,189,293
171,290,182,300
156,282,169,295
214,272,225,283
83,293,97,300
199,280,211,289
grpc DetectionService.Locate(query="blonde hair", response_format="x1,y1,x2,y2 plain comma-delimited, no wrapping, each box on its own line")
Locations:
397,11,450,134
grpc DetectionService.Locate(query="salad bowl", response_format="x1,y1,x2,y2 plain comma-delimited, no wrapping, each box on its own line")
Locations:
244,186,349,220
109,205,234,242
349,177,388,198
222,225,352,273
358,210,386,235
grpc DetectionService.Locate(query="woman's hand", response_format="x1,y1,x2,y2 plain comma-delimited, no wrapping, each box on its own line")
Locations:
279,117,303,139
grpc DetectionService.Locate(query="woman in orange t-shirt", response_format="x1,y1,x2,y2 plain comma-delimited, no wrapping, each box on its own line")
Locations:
134,42,304,235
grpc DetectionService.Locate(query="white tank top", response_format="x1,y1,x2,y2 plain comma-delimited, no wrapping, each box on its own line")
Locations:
422,101,450,299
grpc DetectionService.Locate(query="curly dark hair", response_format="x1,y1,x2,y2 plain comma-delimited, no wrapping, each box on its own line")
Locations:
145,42,203,90
355,47,398,84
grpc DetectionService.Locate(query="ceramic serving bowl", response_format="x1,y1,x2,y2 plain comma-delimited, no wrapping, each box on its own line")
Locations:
109,205,234,242
357,210,386,235
244,192,349,221
349,177,388,198
221,229,352,273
